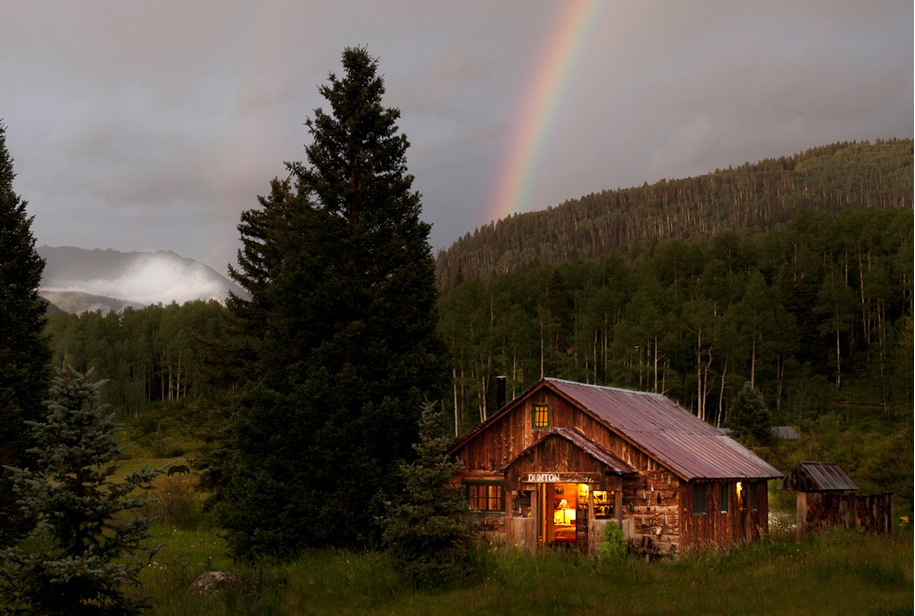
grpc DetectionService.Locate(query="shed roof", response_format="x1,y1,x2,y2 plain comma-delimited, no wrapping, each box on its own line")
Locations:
542,379,782,481
501,427,637,476
778,461,858,492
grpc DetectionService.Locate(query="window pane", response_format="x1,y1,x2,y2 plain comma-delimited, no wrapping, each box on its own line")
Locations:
465,482,504,512
693,482,707,516
532,403,550,429
719,483,729,513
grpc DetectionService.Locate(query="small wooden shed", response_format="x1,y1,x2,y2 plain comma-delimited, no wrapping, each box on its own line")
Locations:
448,378,783,557
779,461,893,536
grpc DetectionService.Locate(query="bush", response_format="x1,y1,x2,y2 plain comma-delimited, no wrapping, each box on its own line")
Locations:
144,477,205,530
597,521,627,563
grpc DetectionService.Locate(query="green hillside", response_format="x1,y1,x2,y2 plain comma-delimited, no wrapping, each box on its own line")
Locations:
436,139,912,293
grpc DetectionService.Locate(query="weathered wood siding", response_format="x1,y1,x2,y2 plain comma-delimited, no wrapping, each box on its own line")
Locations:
680,480,769,549
503,434,612,491
797,491,893,536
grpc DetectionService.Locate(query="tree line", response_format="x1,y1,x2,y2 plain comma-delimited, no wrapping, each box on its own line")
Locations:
40,205,912,441
439,207,912,434
44,299,230,416
436,139,912,294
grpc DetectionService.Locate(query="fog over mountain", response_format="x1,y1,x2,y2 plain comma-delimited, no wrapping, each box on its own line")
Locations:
38,246,244,312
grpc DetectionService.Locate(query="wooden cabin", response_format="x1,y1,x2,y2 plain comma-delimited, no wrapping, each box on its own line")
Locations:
448,378,782,557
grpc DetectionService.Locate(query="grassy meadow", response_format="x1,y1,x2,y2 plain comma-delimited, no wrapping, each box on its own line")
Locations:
128,471,912,616
109,406,912,615
137,518,911,615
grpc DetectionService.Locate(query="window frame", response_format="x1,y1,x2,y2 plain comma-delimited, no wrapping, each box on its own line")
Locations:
692,482,708,516
719,482,729,514
531,403,551,430
463,480,506,514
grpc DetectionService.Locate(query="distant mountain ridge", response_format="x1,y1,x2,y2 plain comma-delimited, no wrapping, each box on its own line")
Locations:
38,246,245,314
435,139,913,293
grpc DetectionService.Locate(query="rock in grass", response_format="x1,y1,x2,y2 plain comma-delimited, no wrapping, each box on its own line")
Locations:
187,571,256,597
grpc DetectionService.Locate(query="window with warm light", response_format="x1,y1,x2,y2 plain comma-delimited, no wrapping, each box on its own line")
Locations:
464,481,505,513
720,482,729,513
692,482,707,516
532,403,550,430
736,481,746,510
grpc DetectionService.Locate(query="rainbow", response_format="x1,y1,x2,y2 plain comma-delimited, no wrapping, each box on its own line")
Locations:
488,0,603,223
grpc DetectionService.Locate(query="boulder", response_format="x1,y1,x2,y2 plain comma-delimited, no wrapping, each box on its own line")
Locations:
187,571,256,597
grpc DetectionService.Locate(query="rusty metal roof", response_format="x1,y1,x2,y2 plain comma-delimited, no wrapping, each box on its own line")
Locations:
544,378,782,481
778,461,858,492
501,427,637,476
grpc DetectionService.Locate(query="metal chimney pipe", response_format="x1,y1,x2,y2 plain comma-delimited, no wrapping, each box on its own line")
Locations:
496,375,507,410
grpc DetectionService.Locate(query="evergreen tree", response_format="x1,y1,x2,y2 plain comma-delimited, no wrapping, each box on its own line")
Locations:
0,122,52,547
0,366,157,615
381,402,477,589
727,382,772,445
220,47,447,559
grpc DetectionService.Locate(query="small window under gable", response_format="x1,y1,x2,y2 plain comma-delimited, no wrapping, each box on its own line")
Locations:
532,403,550,430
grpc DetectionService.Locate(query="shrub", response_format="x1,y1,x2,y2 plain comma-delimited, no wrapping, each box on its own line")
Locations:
598,521,627,563
145,477,204,530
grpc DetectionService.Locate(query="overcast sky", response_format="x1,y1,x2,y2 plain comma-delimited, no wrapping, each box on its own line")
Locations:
2,1,911,273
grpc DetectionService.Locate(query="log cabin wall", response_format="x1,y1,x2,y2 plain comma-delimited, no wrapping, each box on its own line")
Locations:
622,468,682,556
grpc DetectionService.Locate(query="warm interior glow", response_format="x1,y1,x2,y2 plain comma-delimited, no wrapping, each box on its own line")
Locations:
554,508,576,525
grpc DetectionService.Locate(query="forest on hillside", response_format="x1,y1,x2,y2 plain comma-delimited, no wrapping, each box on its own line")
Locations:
436,140,912,293
440,208,911,428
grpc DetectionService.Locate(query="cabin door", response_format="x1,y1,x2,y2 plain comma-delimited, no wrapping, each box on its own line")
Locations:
536,483,588,549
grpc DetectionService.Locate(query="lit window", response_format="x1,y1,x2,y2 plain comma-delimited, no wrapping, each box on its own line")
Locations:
720,483,729,513
532,403,550,430
736,481,746,510
464,481,505,513
693,482,707,516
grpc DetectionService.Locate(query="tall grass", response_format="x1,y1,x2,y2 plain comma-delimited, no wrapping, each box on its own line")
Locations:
139,526,912,615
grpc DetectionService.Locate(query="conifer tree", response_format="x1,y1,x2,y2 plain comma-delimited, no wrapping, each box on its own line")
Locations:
727,382,772,445
381,402,477,589
221,47,447,558
0,121,52,547
0,366,157,615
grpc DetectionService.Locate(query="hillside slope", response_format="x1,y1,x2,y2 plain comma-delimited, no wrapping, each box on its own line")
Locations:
435,139,912,292
38,246,245,313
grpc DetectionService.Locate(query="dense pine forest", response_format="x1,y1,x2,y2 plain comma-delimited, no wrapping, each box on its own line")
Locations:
43,140,913,509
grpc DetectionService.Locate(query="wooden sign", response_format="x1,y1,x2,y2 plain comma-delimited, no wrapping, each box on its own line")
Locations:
524,472,600,484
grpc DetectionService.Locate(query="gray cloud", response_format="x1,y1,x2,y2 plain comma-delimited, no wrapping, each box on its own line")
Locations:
2,1,911,273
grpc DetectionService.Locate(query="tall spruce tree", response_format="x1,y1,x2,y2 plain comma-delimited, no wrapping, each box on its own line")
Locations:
221,48,447,559
0,122,51,547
